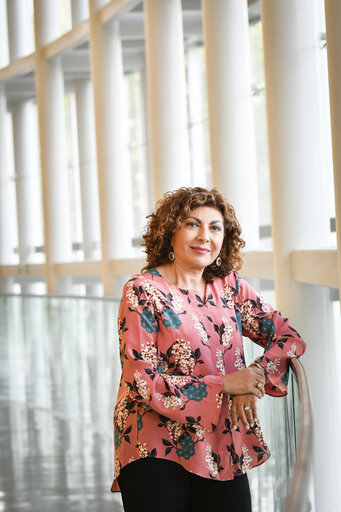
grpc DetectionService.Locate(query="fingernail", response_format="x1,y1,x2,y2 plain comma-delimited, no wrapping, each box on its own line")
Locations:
245,424,250,429
233,425,238,430
250,422,254,427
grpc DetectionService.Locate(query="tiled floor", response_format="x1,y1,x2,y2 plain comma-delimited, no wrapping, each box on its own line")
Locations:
0,295,123,511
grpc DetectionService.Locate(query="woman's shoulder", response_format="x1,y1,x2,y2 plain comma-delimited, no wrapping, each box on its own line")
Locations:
123,269,161,290
212,269,241,289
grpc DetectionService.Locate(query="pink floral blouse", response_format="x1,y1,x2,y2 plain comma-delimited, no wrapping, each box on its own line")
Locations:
111,268,306,492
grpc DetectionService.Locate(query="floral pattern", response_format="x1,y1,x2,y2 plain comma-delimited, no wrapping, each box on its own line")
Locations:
111,269,306,492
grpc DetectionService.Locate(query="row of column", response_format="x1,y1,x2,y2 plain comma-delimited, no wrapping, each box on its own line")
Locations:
0,0,260,297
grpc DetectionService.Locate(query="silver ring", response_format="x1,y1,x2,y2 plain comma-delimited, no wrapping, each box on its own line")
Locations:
244,405,252,411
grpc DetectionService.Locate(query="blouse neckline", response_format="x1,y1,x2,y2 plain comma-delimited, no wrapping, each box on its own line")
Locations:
147,267,210,304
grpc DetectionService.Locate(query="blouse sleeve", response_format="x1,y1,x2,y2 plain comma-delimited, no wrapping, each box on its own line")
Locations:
233,271,306,397
118,278,223,431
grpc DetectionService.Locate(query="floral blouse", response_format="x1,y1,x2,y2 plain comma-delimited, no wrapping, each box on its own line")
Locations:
111,268,306,492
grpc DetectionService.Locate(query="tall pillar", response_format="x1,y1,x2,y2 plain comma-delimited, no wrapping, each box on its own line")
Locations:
0,0,9,67
6,0,32,61
261,1,338,510
72,0,100,297
33,0,73,294
70,0,89,26
324,0,341,304
202,0,259,249
7,0,40,294
144,0,191,201
0,85,15,293
88,2,134,296
11,101,42,294
186,46,207,187
1,1,18,293
75,79,102,296
140,65,154,212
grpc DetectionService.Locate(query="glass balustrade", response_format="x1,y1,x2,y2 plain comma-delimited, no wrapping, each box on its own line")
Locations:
244,341,300,512
0,295,301,512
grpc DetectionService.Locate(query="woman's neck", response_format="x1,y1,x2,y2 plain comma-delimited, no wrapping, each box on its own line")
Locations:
156,262,206,292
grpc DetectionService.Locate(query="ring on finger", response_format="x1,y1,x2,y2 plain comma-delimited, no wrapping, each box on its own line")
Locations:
244,405,252,411
256,382,263,389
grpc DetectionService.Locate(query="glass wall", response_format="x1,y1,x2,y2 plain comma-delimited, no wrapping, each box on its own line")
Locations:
243,285,299,511
249,21,271,247
125,71,149,249
0,294,302,512
65,92,84,262
0,294,122,511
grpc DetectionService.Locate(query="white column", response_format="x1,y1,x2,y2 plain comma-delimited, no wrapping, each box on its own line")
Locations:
324,0,341,305
88,2,134,296
11,101,42,294
7,0,39,295
6,0,32,61
33,0,73,294
34,0,59,45
186,47,207,187
96,0,109,9
70,0,89,26
7,0,40,292
202,0,259,250
75,79,102,296
0,0,9,67
140,65,154,213
144,0,191,201
0,85,15,292
261,1,338,510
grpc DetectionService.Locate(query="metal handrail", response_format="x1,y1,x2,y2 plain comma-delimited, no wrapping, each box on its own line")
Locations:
284,358,313,512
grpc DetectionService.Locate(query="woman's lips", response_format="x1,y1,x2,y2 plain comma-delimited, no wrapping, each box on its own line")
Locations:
191,246,210,254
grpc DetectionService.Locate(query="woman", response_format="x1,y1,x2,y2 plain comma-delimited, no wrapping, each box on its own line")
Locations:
111,187,306,511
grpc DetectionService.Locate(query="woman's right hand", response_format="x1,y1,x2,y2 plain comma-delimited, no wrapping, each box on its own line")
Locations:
222,366,265,399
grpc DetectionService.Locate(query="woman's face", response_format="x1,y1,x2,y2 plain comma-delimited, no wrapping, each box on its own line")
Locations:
171,206,225,271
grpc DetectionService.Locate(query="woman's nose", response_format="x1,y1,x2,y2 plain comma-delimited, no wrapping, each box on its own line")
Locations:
197,225,209,242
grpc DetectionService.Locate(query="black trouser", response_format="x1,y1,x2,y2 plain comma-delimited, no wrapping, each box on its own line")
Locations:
117,457,252,512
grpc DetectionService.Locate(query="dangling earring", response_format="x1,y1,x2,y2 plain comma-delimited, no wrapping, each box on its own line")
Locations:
216,256,222,267
169,251,175,261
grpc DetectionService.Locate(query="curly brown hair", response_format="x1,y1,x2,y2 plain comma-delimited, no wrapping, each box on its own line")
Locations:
141,187,245,282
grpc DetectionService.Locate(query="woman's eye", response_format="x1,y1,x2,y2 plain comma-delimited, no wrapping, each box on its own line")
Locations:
187,221,199,228
211,225,222,232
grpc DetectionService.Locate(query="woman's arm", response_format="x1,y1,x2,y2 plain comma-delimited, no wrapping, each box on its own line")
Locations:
233,270,306,397
222,365,265,397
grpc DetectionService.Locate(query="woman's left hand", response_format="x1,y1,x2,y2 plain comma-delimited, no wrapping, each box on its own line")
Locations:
231,393,259,430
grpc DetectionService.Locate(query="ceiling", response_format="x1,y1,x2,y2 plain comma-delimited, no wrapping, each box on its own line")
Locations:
4,0,261,103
